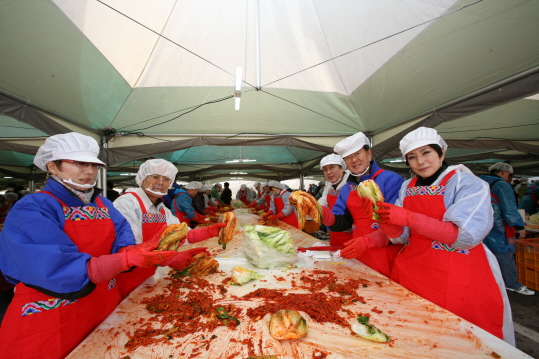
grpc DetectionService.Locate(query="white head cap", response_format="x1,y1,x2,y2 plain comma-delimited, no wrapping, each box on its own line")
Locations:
320,154,346,170
254,182,261,187
268,180,285,189
184,181,203,190
135,159,178,188
214,183,222,188
34,132,105,171
334,132,369,158
400,127,448,156
261,182,269,188
240,184,247,189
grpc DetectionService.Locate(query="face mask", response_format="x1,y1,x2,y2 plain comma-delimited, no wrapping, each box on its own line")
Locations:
350,165,370,177
58,175,96,189
145,187,167,196
329,176,342,186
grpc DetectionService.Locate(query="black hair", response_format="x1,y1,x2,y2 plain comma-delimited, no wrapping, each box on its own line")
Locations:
405,144,443,166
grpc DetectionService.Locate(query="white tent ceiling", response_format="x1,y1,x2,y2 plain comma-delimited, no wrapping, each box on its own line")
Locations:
1,0,539,188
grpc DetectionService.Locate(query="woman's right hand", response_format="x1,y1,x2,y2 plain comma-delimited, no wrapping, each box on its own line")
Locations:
120,242,177,268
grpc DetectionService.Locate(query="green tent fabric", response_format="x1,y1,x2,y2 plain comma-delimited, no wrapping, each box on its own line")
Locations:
1,0,539,188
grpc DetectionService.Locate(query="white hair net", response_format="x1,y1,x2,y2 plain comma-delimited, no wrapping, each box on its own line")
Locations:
320,154,345,170
254,182,261,187
135,159,178,188
268,180,285,189
33,132,105,171
240,184,247,189
400,127,448,156
488,162,513,173
184,181,203,190
213,183,222,188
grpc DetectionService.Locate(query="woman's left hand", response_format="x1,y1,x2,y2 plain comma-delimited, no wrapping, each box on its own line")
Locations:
376,202,410,227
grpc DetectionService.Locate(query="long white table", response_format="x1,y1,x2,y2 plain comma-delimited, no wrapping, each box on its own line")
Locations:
68,211,532,358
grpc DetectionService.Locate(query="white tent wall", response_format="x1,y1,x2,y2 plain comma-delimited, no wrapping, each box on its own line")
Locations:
1,0,539,187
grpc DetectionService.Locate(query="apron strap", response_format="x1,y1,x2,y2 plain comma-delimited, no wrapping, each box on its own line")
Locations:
40,191,105,208
371,169,384,180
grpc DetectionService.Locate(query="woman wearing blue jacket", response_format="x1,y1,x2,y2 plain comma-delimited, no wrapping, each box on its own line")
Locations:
0,133,179,359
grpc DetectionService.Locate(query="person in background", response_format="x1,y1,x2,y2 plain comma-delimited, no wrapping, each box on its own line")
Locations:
327,131,404,277
263,181,298,227
221,182,232,205
171,181,207,227
236,184,251,206
113,160,224,298
251,182,271,211
193,185,214,217
249,182,262,203
317,154,352,246
371,127,513,344
0,193,18,223
203,185,219,211
211,183,226,207
518,180,539,216
106,181,120,202
0,133,179,358
313,181,326,199
481,163,534,296
161,177,183,209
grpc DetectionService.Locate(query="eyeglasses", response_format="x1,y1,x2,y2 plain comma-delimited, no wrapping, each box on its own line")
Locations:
61,160,104,169
147,175,172,183
343,149,366,162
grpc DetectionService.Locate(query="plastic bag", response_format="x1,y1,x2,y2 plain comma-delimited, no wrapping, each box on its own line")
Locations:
242,225,299,269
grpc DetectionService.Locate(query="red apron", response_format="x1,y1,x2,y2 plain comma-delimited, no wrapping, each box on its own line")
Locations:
115,192,167,298
326,187,353,246
348,170,403,277
238,189,249,205
173,192,191,226
390,171,504,339
264,194,271,208
491,193,516,239
274,192,298,228
0,192,122,359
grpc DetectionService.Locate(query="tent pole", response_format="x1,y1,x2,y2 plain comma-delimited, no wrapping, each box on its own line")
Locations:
255,0,261,89
299,163,304,191
29,167,35,193
99,136,108,197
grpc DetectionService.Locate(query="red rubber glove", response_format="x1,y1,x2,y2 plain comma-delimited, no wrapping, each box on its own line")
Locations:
376,202,410,226
87,253,130,283
340,229,389,259
357,196,374,220
268,212,285,222
187,223,227,243
379,222,404,238
161,247,209,270
321,206,335,226
248,202,257,208
263,210,274,219
120,240,178,268
192,212,207,223
255,205,266,211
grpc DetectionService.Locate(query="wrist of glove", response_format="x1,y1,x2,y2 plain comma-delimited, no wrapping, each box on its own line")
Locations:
187,223,227,243
263,211,274,219
379,223,404,238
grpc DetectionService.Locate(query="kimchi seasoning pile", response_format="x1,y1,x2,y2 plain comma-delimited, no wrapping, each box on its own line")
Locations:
124,269,371,353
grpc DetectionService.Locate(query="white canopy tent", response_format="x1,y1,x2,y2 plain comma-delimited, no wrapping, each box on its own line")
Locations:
1,0,539,189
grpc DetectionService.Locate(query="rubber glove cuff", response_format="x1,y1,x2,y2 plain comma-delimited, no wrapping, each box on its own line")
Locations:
321,206,335,226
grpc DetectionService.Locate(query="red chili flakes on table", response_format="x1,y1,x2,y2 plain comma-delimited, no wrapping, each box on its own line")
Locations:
371,307,383,314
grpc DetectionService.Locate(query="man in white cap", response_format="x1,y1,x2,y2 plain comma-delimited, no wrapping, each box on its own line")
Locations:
327,131,404,277
316,154,353,246
0,133,180,358
113,159,225,298
262,180,298,227
250,182,271,211
248,182,262,206
170,181,207,227
236,184,251,206
370,127,514,344
480,163,533,295
211,183,226,207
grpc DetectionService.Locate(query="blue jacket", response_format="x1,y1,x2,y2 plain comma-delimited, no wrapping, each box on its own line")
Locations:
171,189,195,219
0,179,135,297
518,182,539,215
330,161,404,232
481,175,525,253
